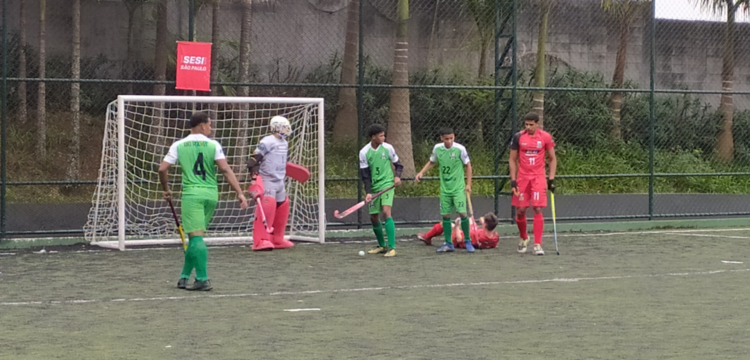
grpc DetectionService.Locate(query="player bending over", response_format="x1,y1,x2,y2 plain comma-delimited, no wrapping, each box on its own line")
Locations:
509,112,557,256
247,116,297,251
418,213,500,250
159,111,248,291
415,127,474,253
360,124,403,257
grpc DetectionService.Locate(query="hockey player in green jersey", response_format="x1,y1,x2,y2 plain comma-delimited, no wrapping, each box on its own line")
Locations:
415,127,474,253
359,124,403,257
159,112,248,291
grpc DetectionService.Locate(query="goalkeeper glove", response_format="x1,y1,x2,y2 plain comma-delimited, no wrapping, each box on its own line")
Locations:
547,178,555,193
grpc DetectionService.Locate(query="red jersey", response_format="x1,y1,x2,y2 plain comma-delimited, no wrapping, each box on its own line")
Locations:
454,224,500,249
510,130,555,176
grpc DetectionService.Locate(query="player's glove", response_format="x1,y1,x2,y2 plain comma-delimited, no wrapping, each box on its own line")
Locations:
510,180,518,193
547,178,555,193
247,153,263,174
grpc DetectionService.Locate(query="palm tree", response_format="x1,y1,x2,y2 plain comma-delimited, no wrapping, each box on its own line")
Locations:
389,0,415,177
236,0,253,170
332,0,359,141
18,0,27,124
67,0,82,181
123,0,147,95
37,0,47,158
152,0,168,153
465,0,499,78
532,0,552,128
695,0,750,161
210,0,221,97
601,0,649,140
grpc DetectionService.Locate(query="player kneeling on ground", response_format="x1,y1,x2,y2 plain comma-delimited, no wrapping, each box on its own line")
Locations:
159,112,248,291
418,213,499,249
246,116,299,251
360,124,403,257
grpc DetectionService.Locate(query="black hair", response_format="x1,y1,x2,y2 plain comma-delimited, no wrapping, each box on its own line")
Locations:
439,127,454,136
367,124,386,138
524,112,540,123
190,111,210,128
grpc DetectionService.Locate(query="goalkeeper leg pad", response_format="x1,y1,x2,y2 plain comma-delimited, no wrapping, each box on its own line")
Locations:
271,198,294,249
252,196,277,251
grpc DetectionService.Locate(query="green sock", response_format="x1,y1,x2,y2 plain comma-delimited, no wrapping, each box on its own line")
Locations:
372,221,386,247
385,218,396,249
461,217,471,242
443,218,453,244
191,236,209,281
179,238,194,279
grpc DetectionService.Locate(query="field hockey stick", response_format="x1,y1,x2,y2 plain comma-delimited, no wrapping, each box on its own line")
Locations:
166,198,187,252
466,189,474,219
334,184,396,219
254,194,274,233
550,191,559,255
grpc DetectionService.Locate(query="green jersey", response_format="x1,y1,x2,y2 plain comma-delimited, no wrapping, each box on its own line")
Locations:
164,134,225,192
359,142,399,191
429,142,470,194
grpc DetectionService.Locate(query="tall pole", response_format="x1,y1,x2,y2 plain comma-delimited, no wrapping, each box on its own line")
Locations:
356,0,364,229
1,0,8,241
648,0,655,220
189,0,196,41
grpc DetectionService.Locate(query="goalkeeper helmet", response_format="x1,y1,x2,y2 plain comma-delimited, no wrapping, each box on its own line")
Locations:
270,116,292,138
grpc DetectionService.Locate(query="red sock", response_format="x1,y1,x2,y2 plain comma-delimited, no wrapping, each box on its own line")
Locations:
424,223,443,239
516,214,528,240
533,213,544,245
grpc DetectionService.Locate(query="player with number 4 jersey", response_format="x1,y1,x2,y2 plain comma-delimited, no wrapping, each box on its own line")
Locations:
159,112,248,291
509,112,557,256
415,128,474,254
359,124,403,257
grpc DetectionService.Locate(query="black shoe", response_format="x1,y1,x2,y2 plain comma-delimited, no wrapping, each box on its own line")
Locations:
177,278,189,289
187,280,212,291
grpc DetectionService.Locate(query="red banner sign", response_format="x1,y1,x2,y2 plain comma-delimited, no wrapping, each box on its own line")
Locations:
176,41,212,91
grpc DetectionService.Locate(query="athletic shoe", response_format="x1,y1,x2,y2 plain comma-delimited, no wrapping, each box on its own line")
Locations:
384,249,396,257
533,244,545,256
417,233,432,246
517,238,530,253
368,246,387,254
187,280,213,291
465,241,475,253
177,278,189,289
436,243,455,253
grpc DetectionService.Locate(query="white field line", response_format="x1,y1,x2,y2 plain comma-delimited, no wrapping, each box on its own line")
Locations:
663,232,750,239
1,268,748,307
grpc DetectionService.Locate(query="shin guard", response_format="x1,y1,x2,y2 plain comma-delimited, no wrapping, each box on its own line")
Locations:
271,198,294,249
252,196,277,251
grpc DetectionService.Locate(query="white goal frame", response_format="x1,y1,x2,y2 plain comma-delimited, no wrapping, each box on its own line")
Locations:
89,95,326,250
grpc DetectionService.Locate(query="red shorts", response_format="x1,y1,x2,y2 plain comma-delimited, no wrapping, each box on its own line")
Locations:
512,175,547,208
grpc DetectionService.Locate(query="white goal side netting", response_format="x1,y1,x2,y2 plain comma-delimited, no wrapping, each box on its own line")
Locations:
84,96,325,250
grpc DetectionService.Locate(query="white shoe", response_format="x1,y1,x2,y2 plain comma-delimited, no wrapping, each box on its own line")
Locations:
533,244,545,256
517,238,530,253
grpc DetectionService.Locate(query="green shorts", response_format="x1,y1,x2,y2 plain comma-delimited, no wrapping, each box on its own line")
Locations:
180,191,218,234
439,191,467,216
368,187,395,215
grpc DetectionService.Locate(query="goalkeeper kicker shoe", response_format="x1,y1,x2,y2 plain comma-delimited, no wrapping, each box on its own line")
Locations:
517,238,530,253
533,244,545,256
436,243,455,253
187,280,213,291
368,246,387,254
177,278,189,289
417,233,432,246
384,249,396,257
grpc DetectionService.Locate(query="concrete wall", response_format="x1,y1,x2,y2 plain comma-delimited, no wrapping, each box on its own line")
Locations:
4,0,750,94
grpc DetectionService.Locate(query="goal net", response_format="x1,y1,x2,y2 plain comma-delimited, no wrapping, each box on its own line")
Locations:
84,96,325,250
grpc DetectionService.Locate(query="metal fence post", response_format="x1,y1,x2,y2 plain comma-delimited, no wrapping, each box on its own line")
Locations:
648,0,655,220
1,0,8,242
189,0,195,41
356,0,364,230
510,0,518,225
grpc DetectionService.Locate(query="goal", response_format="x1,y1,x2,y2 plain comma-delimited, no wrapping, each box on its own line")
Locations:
84,96,325,250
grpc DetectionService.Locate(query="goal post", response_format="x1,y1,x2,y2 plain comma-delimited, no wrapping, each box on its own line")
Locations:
84,95,326,250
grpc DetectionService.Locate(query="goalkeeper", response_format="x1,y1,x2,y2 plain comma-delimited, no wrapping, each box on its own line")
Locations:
159,111,248,291
418,212,500,250
415,128,474,253
359,124,403,257
247,116,296,251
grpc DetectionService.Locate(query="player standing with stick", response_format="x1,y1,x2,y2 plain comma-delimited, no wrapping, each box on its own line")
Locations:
415,128,474,253
360,124,403,257
509,112,557,256
247,116,296,251
159,112,248,291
